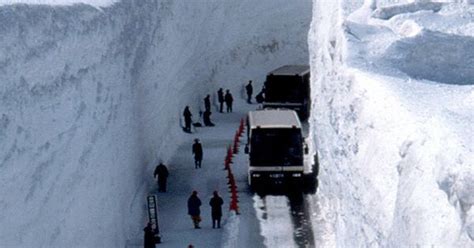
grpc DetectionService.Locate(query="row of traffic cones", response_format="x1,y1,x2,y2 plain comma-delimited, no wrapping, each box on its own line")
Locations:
233,118,245,154
224,118,246,214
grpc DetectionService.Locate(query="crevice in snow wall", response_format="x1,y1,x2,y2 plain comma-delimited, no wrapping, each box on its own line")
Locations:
0,0,311,246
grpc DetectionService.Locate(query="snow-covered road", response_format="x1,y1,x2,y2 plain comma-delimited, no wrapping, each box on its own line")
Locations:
155,103,249,247
126,99,263,247
127,97,319,248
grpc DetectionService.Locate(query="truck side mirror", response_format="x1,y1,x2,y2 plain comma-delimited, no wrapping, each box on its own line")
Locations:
304,143,309,155
244,144,249,154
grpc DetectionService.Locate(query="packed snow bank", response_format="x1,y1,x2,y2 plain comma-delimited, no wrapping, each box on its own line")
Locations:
309,0,473,246
0,0,118,7
384,30,474,85
221,211,240,248
372,2,443,20
0,0,311,247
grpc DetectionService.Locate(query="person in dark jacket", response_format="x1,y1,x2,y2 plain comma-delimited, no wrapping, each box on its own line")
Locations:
143,222,156,248
183,106,192,133
255,91,264,103
153,163,169,192
217,88,224,113
224,89,233,113
192,139,203,169
209,191,224,228
245,80,253,104
204,94,211,112
203,110,215,127
187,191,202,229
256,86,266,104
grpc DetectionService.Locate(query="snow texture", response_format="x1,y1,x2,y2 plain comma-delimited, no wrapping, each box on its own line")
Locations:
372,2,444,20
2,0,473,247
0,0,311,247
0,0,118,7
309,0,473,246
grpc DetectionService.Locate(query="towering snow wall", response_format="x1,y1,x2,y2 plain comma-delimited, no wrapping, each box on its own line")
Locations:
309,0,473,246
0,0,311,246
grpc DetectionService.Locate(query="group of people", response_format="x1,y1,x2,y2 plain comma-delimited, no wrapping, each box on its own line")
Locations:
182,80,259,133
187,190,224,229
144,81,259,247
182,88,235,133
217,88,235,113
143,190,224,247
151,138,204,194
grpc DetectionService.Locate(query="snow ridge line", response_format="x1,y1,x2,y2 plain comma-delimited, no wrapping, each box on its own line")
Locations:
221,118,245,248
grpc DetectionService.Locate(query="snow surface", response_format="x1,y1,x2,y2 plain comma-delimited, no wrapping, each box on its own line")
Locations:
309,0,473,247
2,0,473,247
136,101,260,248
0,0,311,247
0,0,117,7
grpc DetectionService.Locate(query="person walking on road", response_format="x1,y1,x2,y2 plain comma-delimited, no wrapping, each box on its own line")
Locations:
192,139,203,169
153,163,169,192
204,94,211,113
183,106,192,133
187,191,202,229
217,88,224,113
143,222,156,248
203,110,215,127
256,85,265,103
209,191,224,229
224,89,233,113
245,80,253,104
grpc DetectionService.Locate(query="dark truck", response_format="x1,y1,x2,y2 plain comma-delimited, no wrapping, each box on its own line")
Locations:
263,65,311,120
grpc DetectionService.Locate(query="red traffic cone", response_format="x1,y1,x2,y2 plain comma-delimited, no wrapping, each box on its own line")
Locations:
239,118,245,136
233,140,239,154
230,199,240,214
227,146,233,159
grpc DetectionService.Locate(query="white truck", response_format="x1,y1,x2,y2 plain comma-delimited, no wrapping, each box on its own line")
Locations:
245,109,308,191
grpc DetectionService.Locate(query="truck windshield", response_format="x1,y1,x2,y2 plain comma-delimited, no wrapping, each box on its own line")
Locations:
250,128,303,166
265,75,302,103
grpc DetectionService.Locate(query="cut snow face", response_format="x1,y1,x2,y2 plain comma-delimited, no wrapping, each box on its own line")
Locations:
0,0,311,247
309,1,474,247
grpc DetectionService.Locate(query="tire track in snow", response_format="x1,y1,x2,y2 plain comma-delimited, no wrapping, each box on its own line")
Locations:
288,194,316,248
255,194,316,248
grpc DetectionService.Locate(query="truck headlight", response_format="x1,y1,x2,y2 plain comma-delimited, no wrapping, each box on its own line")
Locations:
292,173,302,177
252,173,261,178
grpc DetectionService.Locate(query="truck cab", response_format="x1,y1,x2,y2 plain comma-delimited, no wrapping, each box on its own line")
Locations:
245,109,306,191
263,65,310,120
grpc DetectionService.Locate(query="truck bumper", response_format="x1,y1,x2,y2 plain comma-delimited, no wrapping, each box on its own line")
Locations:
249,171,304,192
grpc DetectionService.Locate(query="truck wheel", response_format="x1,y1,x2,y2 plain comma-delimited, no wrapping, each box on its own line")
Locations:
313,153,319,177
303,173,317,194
